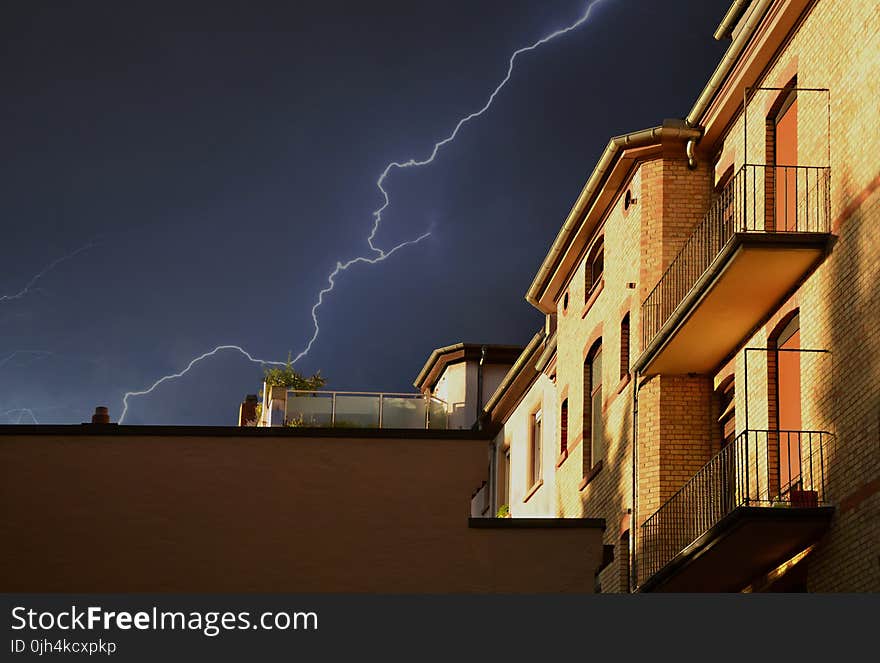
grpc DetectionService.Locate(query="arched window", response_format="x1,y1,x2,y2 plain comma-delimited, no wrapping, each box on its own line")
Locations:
583,341,603,473
766,77,798,230
770,310,802,494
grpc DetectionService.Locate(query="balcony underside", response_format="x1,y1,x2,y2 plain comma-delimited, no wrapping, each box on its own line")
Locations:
638,233,830,376
639,505,834,593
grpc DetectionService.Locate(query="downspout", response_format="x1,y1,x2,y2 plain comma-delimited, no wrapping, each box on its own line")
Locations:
476,344,487,426
478,344,491,515
630,368,640,593
489,440,497,516
686,137,698,170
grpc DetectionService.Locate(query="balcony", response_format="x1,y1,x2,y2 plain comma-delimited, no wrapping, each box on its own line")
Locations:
283,390,448,429
638,164,831,375
636,429,834,592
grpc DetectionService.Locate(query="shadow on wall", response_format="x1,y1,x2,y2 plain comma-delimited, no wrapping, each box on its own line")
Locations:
554,400,632,592
812,160,880,590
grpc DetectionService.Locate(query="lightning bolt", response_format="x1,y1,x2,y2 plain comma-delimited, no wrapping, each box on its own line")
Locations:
367,0,607,254
0,242,96,304
118,345,287,424
0,407,39,424
118,0,607,424
297,0,608,361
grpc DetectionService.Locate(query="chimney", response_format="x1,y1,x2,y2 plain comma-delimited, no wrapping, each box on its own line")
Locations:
91,406,111,424
238,394,259,427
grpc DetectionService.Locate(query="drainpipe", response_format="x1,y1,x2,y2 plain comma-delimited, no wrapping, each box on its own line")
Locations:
478,344,491,516
686,138,698,170
489,440,497,516
630,368,639,593
476,344,487,426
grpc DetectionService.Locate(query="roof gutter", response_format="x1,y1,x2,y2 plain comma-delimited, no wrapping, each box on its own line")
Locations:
525,122,701,310
713,0,752,41
480,330,545,421
687,0,774,127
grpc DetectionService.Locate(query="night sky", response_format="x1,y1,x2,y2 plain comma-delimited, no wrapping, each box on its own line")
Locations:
0,0,732,425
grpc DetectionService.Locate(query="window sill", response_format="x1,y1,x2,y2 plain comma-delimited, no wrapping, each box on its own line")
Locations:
615,373,631,395
523,480,544,503
578,461,604,491
556,449,569,468
581,279,605,319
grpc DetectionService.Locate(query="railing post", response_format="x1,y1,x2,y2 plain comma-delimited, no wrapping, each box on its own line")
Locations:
331,393,337,427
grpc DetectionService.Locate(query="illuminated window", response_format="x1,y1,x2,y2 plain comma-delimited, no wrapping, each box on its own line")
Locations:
560,399,569,454
586,237,604,297
583,342,603,472
528,409,543,489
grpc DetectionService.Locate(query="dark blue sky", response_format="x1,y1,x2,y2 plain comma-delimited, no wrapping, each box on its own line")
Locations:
0,0,731,425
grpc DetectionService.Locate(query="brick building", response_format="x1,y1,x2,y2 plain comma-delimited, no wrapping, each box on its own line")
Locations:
6,0,874,595
473,0,878,592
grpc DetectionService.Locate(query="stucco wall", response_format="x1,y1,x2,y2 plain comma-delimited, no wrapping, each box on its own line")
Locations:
0,429,604,593
493,373,557,518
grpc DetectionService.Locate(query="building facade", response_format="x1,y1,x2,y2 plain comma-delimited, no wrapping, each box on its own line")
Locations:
479,0,879,592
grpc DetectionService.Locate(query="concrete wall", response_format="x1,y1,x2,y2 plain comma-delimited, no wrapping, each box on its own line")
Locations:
0,428,605,593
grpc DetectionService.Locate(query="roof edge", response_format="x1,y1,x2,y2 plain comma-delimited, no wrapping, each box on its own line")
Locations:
525,121,701,311
413,343,524,391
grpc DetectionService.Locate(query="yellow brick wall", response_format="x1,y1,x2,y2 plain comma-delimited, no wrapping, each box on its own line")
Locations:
551,167,642,592
708,0,880,591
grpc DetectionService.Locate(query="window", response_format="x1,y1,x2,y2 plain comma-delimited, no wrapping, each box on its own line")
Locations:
773,312,802,492
766,78,798,231
528,410,543,489
717,376,736,449
560,399,569,454
619,313,630,381
715,164,736,233
498,446,510,509
585,237,604,297
583,342,603,472
774,88,798,231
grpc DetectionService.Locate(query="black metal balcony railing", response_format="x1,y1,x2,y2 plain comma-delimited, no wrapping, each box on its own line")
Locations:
641,164,831,351
637,429,830,587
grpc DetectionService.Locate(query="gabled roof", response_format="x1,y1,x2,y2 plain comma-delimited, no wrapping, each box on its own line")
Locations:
525,121,701,313
413,343,524,392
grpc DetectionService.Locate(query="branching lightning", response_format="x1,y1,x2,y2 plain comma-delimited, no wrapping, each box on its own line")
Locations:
118,0,606,423
1,408,39,424
0,242,96,304
118,345,287,424
366,0,607,255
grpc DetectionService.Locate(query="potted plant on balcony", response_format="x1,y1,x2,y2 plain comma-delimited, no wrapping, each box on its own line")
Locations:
789,487,819,508
262,352,326,391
